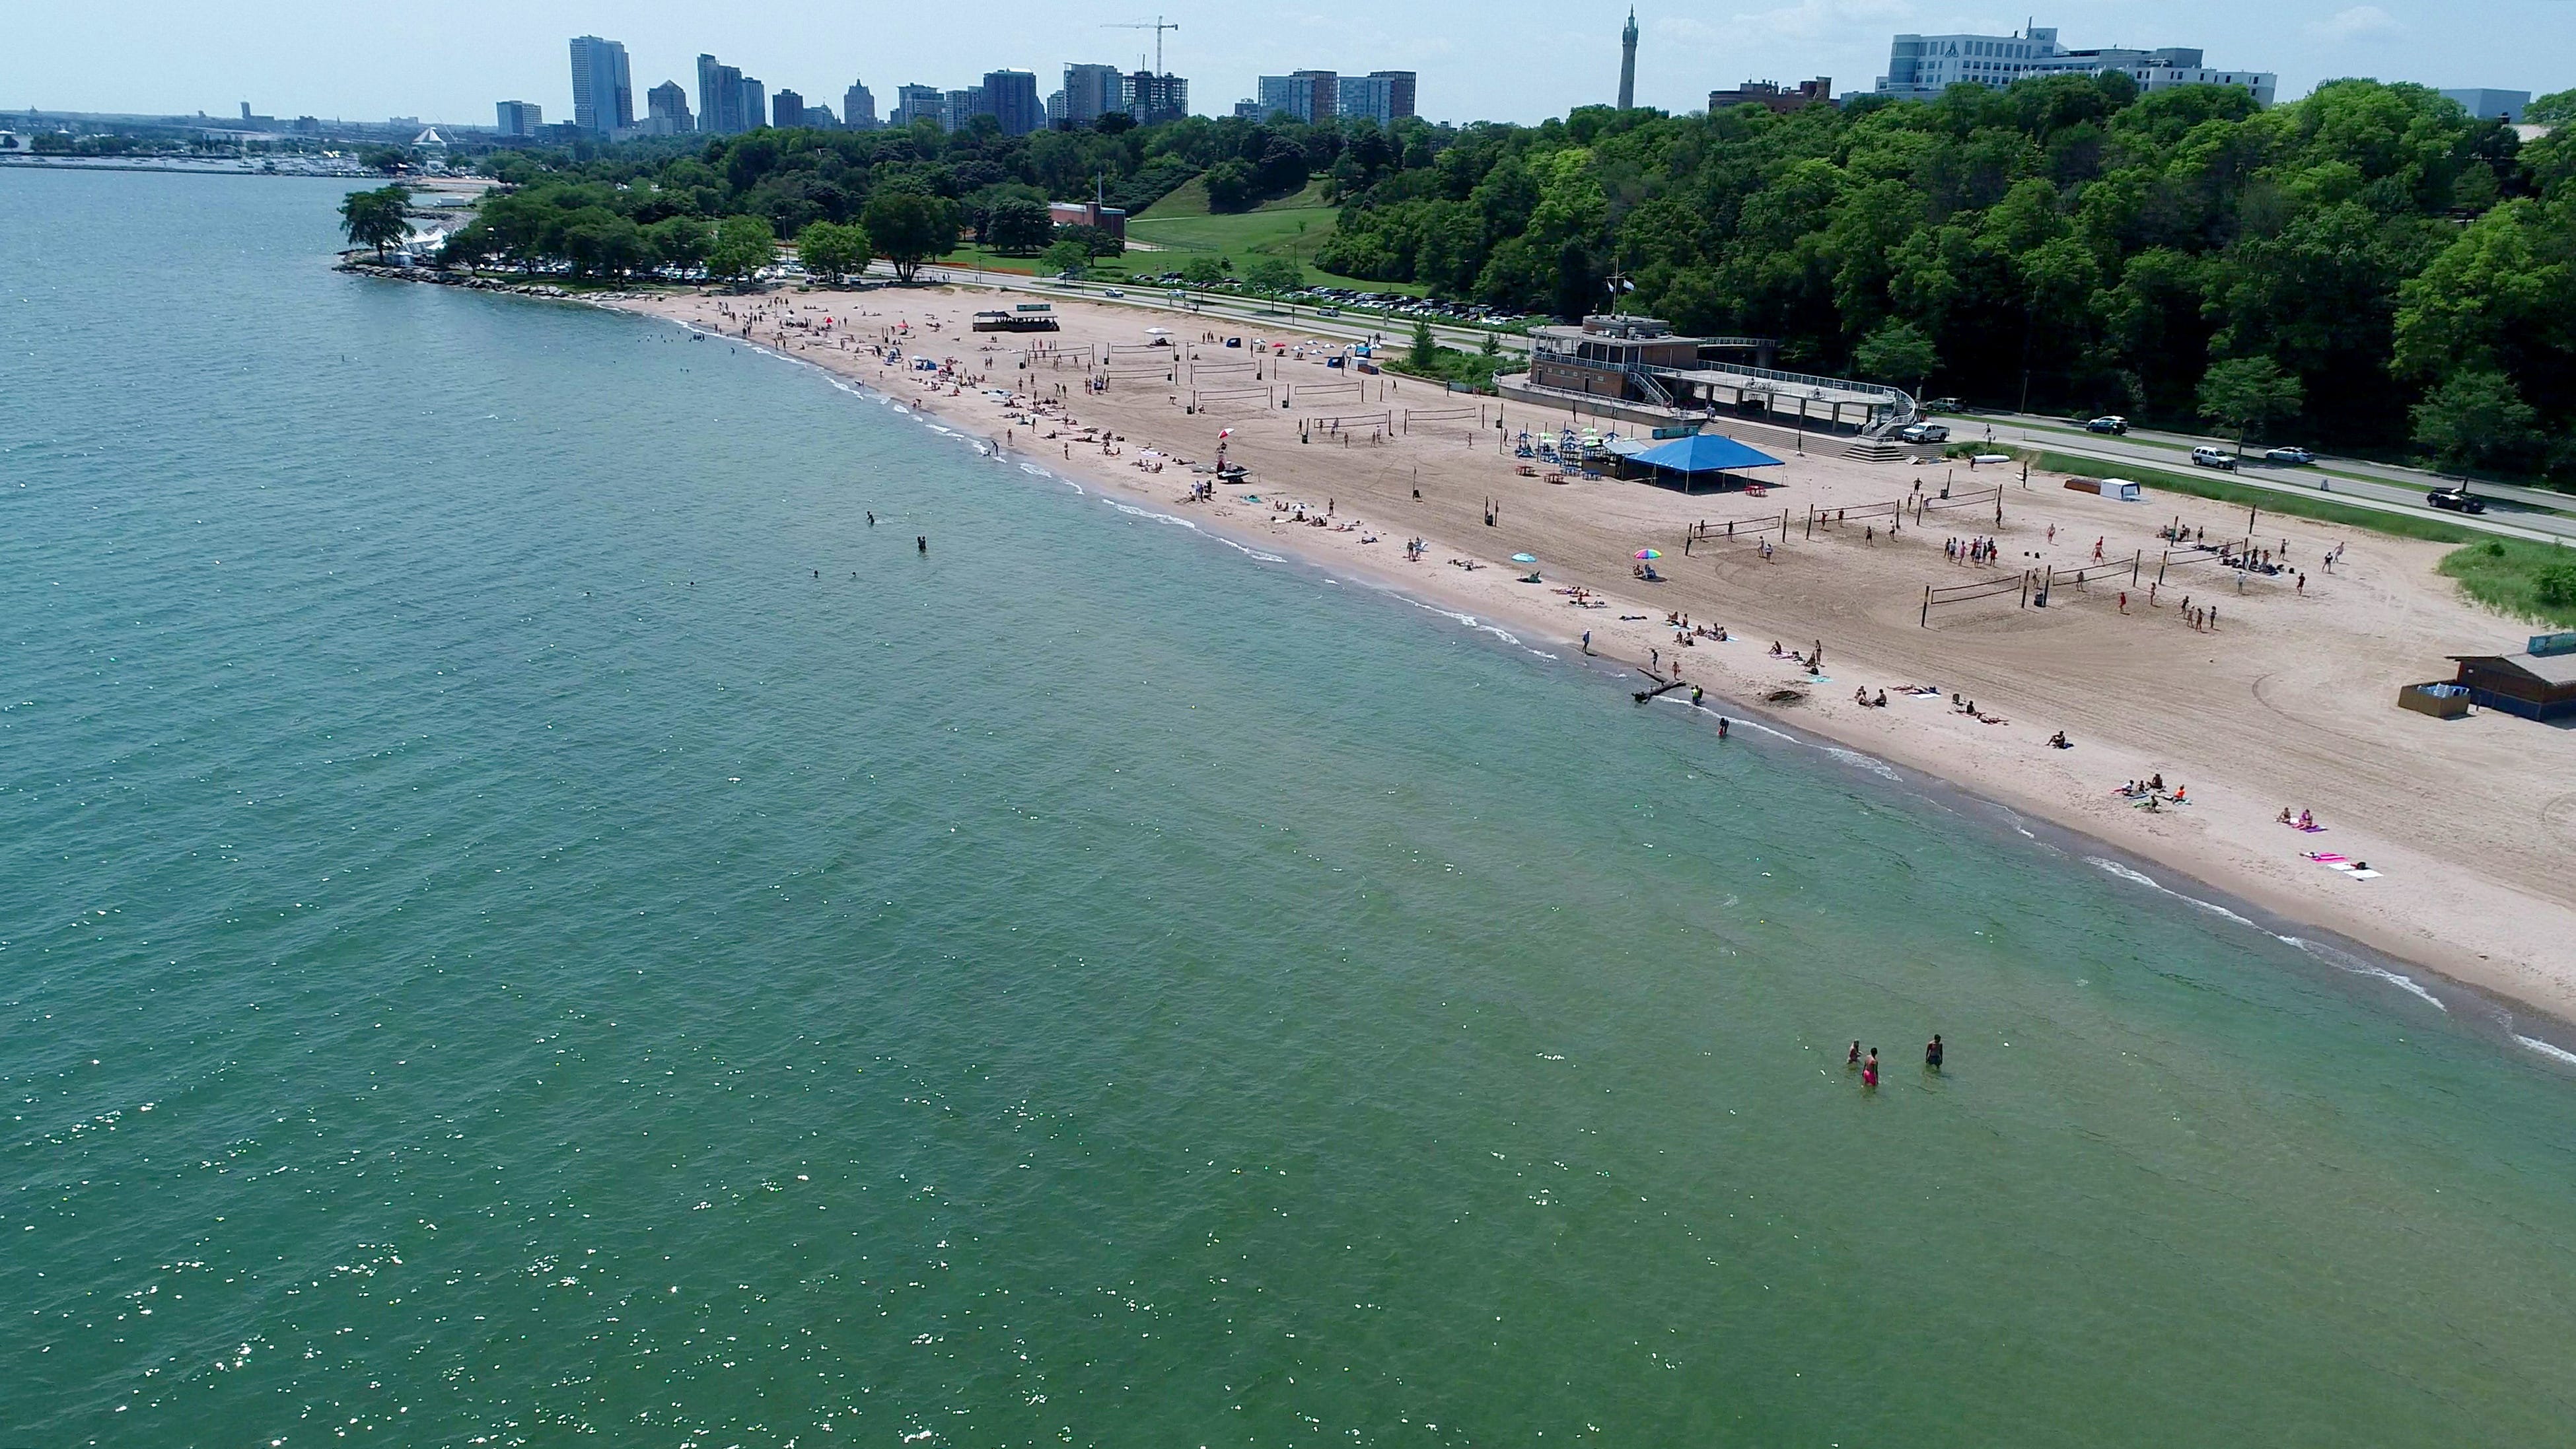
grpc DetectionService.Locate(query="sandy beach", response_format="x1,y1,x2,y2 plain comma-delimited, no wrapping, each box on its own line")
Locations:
611,281,2576,1029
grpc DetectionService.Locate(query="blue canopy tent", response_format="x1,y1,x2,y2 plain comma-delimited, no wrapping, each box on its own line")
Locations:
1626,432,1786,493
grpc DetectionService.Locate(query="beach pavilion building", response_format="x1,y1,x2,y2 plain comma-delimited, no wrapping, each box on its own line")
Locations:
2445,635,2576,721
1512,314,1914,438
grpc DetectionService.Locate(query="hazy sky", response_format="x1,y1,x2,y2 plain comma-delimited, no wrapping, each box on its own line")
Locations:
7,1,2568,125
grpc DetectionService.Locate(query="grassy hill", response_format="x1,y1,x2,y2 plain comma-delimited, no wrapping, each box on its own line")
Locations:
1125,181,1419,292
1135,177,1332,219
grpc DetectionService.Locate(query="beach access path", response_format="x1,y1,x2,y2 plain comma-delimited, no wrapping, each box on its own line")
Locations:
610,281,2576,1028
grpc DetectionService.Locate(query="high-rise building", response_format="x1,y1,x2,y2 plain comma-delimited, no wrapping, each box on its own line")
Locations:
2443,88,2532,122
569,36,635,134
647,82,693,133
773,90,806,129
1707,77,1832,114
741,77,767,130
984,70,1043,136
945,87,987,133
1337,71,1418,126
1875,25,2274,105
1233,98,1264,120
893,85,946,129
1063,63,1126,125
1619,9,1639,109
1255,71,1336,124
495,100,543,137
844,81,878,130
698,55,748,135
1124,71,1189,124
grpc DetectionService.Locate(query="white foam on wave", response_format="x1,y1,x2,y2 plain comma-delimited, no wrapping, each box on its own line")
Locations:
1101,499,1201,531
2085,857,2260,928
1397,595,1522,647
2273,932,2449,1012
1211,537,1287,563
1019,463,1052,477
1822,745,1903,783
2514,1033,2576,1067
2089,857,2452,1012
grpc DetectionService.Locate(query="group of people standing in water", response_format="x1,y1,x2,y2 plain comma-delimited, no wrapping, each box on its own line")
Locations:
1848,1034,1944,1088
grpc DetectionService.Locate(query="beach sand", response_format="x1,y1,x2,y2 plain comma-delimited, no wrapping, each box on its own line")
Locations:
613,282,2576,1027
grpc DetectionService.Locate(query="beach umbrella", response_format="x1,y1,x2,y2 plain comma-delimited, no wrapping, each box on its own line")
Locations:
1635,548,1662,560
1511,553,1538,563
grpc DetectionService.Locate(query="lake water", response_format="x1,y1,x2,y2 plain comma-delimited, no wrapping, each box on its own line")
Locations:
5,168,2573,1446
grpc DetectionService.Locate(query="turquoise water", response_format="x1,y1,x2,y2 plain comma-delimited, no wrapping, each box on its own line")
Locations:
5,169,2575,1447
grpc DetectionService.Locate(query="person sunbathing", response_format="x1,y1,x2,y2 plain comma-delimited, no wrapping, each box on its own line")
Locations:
2299,809,2314,830
1874,690,1888,707
2280,808,2295,825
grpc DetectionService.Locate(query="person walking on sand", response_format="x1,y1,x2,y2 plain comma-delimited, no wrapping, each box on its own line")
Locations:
1582,630,1592,656
1925,1034,1944,1070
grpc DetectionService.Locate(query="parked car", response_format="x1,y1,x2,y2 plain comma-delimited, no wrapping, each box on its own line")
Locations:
2264,446,2315,464
2190,446,2237,471
1898,422,1950,443
2086,415,2128,434
1922,397,1962,413
2427,487,2487,514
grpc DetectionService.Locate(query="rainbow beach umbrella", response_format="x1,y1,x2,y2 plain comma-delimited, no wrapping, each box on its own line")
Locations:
1634,548,1662,560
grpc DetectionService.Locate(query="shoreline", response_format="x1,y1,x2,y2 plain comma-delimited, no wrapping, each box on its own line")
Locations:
486,274,2576,1056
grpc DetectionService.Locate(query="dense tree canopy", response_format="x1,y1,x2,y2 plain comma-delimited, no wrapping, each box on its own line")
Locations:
1316,78,2573,470
449,77,2572,472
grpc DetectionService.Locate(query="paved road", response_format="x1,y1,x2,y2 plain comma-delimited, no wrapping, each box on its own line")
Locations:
1946,421,2575,543
1967,411,2573,516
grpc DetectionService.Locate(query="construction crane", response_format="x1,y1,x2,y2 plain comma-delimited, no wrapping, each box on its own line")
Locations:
1104,16,1179,74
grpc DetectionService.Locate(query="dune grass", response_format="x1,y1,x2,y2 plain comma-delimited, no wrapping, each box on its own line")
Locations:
2437,537,2576,629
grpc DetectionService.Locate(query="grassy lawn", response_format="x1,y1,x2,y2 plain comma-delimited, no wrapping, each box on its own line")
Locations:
1126,182,1423,295
1134,177,1333,219
2030,451,2479,545
2437,537,2576,629
930,244,1049,275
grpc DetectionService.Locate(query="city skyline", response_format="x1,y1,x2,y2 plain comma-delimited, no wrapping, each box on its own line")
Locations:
5,1,2571,127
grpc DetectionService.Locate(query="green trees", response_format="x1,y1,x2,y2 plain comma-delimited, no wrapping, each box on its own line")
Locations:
985,198,1054,254
1241,256,1305,293
1853,320,1939,400
1040,238,1092,277
338,184,413,259
1408,318,1438,371
2196,357,2306,454
1180,255,1231,287
2411,370,2542,471
705,215,777,287
558,207,645,277
861,191,959,283
794,221,871,283
645,217,713,273
1203,160,1260,213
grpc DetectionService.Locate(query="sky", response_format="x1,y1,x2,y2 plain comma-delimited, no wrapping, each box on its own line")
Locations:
5,0,2568,127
